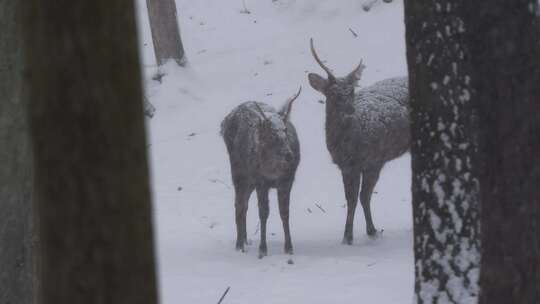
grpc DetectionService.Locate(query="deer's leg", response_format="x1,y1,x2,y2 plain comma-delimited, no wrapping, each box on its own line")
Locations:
256,185,270,258
360,165,383,237
278,182,294,254
342,169,361,245
234,181,252,252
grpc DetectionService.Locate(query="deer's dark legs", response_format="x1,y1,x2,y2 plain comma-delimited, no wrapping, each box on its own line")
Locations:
360,165,383,237
278,182,294,254
234,182,253,252
342,170,361,245
256,185,270,258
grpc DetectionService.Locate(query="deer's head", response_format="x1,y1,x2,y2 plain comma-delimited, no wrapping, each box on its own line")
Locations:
308,39,365,113
253,88,301,177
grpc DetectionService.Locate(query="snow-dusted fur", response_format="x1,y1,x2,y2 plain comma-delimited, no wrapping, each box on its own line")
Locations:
309,48,409,244
221,100,300,257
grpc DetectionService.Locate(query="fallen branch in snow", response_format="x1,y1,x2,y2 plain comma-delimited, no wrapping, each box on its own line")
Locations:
362,0,379,11
348,27,358,38
209,178,231,189
217,287,231,304
315,203,326,213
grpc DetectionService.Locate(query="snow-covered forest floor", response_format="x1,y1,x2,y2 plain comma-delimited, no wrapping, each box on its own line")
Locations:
135,0,412,303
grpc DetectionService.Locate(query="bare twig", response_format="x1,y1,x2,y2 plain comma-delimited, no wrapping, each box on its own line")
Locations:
315,203,326,213
362,0,379,11
348,27,358,38
217,287,231,304
209,178,231,189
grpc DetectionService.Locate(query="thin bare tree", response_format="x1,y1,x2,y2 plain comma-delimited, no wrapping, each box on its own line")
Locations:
147,0,186,66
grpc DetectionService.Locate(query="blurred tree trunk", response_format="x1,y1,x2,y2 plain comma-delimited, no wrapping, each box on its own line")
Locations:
404,1,480,303
0,1,36,304
21,1,158,304
467,1,540,303
147,0,186,66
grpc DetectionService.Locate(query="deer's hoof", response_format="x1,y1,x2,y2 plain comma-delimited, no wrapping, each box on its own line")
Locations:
284,244,294,255
235,241,245,252
342,236,353,245
258,246,267,259
367,228,383,239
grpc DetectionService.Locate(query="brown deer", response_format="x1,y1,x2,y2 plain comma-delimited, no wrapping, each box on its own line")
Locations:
308,39,410,244
221,88,302,257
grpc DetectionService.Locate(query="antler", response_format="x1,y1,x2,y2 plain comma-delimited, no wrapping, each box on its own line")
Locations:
253,102,269,121
283,86,302,122
310,38,336,82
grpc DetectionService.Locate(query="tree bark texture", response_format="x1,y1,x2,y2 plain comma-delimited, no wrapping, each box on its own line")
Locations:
146,0,186,66
405,1,480,303
21,1,159,304
466,1,540,303
0,0,36,303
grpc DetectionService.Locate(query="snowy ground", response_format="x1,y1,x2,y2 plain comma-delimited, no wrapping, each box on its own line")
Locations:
135,0,413,303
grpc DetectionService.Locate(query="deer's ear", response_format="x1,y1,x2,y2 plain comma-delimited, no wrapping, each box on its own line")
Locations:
308,73,328,92
346,60,366,84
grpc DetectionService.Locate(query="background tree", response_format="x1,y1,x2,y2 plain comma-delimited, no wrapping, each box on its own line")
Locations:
0,0,36,303
404,1,480,303
21,1,158,303
146,0,186,66
465,1,540,303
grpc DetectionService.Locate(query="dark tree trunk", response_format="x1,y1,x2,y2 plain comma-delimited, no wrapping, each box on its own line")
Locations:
21,1,158,304
0,1,36,303
146,0,186,66
466,1,540,303
405,1,480,303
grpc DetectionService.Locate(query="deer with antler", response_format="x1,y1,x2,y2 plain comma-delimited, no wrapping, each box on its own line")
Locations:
221,88,302,258
308,39,410,244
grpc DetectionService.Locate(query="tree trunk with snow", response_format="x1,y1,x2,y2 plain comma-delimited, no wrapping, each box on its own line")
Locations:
404,1,480,303
466,1,540,303
0,1,37,303
22,1,158,303
146,0,186,66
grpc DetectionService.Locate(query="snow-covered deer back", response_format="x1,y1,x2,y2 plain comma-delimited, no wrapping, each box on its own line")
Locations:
308,39,410,244
221,89,301,257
